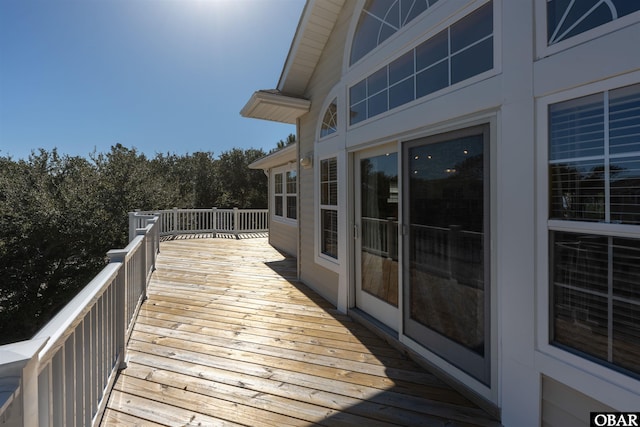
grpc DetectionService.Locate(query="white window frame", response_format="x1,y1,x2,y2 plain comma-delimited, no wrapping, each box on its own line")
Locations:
319,98,338,140
535,0,640,59
535,71,640,409
316,155,340,267
271,164,297,225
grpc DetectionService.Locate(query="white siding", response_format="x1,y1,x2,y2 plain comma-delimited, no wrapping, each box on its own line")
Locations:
297,1,355,306
269,220,297,258
542,376,614,427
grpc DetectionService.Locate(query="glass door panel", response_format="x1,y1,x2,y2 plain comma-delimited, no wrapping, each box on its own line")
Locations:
355,149,399,330
404,125,490,384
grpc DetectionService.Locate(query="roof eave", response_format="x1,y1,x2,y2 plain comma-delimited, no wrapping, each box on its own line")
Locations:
240,91,310,125
249,142,297,170
277,0,345,96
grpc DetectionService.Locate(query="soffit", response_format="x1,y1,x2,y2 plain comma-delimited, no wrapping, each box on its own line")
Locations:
248,143,297,171
240,90,310,124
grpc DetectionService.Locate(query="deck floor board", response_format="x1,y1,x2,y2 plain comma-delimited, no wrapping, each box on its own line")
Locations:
101,237,499,426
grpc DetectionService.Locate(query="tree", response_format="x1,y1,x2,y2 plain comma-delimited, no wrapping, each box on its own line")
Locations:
271,133,296,153
0,150,107,343
0,144,268,344
215,148,267,208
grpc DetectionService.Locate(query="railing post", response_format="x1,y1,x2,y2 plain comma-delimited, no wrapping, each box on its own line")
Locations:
233,208,239,239
212,207,218,238
128,212,137,243
106,249,128,370
136,228,148,301
173,207,178,236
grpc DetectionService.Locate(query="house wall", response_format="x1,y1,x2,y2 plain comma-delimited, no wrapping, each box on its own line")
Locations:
541,376,614,427
269,219,296,258
296,0,356,306
291,0,640,424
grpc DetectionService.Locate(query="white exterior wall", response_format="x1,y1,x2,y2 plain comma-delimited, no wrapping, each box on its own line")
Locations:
532,1,640,423
269,216,297,258
291,0,640,424
296,0,356,306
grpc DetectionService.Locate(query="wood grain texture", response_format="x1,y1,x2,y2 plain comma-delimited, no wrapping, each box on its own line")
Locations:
101,237,500,426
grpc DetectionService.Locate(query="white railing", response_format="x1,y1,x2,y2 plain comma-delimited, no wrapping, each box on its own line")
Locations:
0,216,160,427
131,207,268,240
361,217,398,259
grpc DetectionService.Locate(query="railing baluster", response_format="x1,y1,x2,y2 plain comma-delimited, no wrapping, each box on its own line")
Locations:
64,338,74,427
52,352,63,426
37,364,49,427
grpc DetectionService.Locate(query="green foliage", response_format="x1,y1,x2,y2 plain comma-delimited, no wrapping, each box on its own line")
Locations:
270,133,296,153
0,144,267,344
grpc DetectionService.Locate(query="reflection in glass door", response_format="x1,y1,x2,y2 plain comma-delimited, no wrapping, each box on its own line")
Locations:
355,150,399,330
404,125,490,384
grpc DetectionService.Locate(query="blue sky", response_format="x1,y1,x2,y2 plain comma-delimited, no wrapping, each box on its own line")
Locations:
0,0,304,160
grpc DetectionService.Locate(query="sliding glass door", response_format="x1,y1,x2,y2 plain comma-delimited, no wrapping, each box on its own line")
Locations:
403,125,490,384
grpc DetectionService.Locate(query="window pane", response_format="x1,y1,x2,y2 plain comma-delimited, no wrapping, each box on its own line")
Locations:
350,12,383,65
549,93,605,161
415,29,448,72
274,173,283,194
551,232,640,377
321,158,338,206
450,1,492,53
321,209,338,258
320,100,338,138
549,159,605,222
287,196,297,220
613,300,640,374
389,77,415,110
275,196,283,217
609,83,640,155
450,37,493,85
368,90,388,118
327,157,337,181
367,67,388,96
321,159,329,182
366,0,398,23
551,232,609,295
328,182,338,206
610,156,640,225
612,237,640,302
408,132,486,356
349,101,367,125
402,0,431,25
350,80,367,106
552,284,609,361
389,51,414,85
286,170,297,194
416,60,448,99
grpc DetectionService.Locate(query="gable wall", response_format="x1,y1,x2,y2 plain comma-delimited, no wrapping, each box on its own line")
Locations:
295,1,355,305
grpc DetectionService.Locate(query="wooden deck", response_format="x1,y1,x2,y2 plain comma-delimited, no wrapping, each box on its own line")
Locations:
101,237,500,426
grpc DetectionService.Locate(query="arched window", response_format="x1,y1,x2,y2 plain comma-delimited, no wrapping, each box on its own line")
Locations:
547,0,640,45
350,0,440,65
320,98,338,138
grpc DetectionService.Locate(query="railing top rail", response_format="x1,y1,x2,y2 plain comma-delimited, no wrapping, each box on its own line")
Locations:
33,263,121,363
